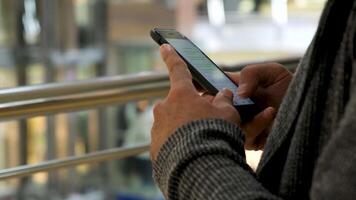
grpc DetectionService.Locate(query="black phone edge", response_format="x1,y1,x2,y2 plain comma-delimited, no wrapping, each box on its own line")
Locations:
150,28,260,123
151,29,218,94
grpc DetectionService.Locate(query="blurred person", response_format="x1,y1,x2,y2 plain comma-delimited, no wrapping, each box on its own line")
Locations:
150,0,356,199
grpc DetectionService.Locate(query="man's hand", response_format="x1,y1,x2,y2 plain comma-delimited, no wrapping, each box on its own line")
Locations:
150,44,240,161
227,63,293,150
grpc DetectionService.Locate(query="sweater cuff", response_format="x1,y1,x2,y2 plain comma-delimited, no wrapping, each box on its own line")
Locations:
152,118,246,198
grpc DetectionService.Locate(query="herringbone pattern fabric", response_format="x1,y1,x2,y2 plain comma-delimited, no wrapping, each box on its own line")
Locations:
152,0,356,199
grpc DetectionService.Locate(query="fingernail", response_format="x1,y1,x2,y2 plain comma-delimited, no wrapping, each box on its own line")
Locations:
222,88,233,98
266,107,277,117
238,84,248,98
162,44,172,52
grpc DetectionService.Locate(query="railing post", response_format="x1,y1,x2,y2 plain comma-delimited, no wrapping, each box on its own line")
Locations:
92,1,111,196
13,0,29,199
39,0,58,195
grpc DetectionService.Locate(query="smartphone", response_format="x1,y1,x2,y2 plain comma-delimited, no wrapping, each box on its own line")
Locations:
150,28,260,123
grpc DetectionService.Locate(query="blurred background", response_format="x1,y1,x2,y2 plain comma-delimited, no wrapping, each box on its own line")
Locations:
0,0,326,199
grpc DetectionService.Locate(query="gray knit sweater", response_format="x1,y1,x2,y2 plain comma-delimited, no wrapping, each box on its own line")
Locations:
152,0,356,199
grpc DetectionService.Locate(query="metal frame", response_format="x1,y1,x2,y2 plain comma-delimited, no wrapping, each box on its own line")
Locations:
0,72,169,103
0,56,299,104
0,144,150,180
0,56,300,180
0,82,170,121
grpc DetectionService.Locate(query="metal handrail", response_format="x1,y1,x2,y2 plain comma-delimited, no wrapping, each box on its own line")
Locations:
0,56,300,104
0,144,150,180
0,83,169,121
0,56,301,180
0,56,300,122
0,72,169,104
223,56,300,72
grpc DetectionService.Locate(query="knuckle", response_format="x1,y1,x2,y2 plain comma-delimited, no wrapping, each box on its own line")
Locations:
240,67,254,79
226,71,239,78
225,105,237,114
229,107,240,117
269,62,284,68
216,93,233,104
267,62,286,72
245,62,286,73
153,101,164,115
168,56,186,69
169,82,194,98
274,63,290,73
243,64,257,71
217,103,235,114
168,88,182,100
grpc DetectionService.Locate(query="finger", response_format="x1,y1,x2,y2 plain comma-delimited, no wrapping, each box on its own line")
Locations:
237,65,262,98
242,107,276,139
201,92,214,103
254,130,269,150
226,71,240,84
212,88,234,107
160,44,195,91
152,100,164,117
244,128,269,150
238,63,288,98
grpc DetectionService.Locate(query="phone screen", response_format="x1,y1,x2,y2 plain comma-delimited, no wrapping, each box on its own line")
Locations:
166,38,254,106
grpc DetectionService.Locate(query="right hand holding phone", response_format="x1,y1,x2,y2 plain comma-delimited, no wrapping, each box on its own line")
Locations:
227,63,293,150
151,44,241,161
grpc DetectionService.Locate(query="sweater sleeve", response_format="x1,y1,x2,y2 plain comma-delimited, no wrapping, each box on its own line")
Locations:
152,118,281,200
310,84,356,199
